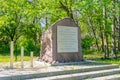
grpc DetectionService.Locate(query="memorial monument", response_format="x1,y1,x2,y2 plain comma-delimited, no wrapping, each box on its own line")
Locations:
40,18,82,64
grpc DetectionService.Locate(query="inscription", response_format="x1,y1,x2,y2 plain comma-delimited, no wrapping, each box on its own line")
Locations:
57,26,78,53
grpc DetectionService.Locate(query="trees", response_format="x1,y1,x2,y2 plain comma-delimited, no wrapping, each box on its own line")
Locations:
72,0,120,58
0,0,26,42
0,0,120,59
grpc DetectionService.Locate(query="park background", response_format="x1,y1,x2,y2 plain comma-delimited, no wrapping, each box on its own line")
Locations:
0,0,120,63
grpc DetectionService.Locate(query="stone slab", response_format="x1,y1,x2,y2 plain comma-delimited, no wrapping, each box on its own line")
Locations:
0,61,119,80
40,18,82,64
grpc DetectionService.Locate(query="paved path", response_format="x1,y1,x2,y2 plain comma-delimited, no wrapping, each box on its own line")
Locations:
0,60,119,80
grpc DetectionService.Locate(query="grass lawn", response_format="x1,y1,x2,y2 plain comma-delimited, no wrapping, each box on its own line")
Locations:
0,53,120,65
84,53,103,59
94,58,120,65
0,55,37,62
84,53,120,65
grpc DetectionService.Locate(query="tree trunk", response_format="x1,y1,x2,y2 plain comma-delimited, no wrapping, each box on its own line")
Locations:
113,15,117,57
112,0,117,57
103,2,109,58
89,18,100,51
118,16,120,51
45,17,48,29
99,25,104,52
92,27,100,51
59,1,74,20
105,34,109,58
113,15,117,56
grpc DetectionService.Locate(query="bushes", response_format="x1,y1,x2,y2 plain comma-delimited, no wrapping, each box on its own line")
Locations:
17,38,40,56
0,38,40,57
0,44,10,55
82,35,94,50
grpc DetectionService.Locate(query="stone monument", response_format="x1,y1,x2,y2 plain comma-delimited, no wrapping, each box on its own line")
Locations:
40,18,82,64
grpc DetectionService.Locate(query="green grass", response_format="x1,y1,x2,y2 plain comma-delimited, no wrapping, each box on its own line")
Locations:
84,53,103,59
94,58,120,65
1,53,120,66
0,55,36,62
84,53,120,65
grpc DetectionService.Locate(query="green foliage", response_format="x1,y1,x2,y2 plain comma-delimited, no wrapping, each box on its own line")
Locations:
18,38,34,56
34,43,40,56
0,44,10,55
82,36,94,49
0,0,120,59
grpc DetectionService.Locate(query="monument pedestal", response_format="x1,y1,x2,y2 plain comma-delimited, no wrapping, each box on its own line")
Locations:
40,18,82,64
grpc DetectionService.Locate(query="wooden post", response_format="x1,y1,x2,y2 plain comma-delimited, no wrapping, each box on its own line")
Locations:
30,51,33,68
21,47,24,69
10,41,14,69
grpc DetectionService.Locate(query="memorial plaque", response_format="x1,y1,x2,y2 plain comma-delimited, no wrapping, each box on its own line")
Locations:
40,18,82,64
57,26,78,53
